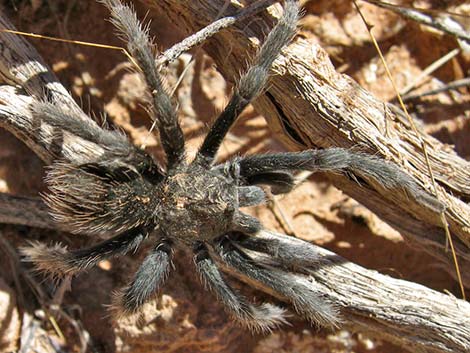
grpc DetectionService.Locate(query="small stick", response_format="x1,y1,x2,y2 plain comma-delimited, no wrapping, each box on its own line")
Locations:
0,29,140,69
155,0,276,67
399,48,460,97
268,197,296,236
362,0,470,42
403,77,470,101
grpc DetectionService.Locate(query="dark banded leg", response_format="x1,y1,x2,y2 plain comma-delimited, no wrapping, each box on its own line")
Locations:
195,0,298,165
238,148,443,212
216,236,339,327
194,242,286,332
114,239,173,315
22,227,146,278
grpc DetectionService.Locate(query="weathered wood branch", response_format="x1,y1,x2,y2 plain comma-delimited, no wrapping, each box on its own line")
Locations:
0,15,108,166
0,193,52,230
142,0,470,284
0,6,469,353
246,231,470,353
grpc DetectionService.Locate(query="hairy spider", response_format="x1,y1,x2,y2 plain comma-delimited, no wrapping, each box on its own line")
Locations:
22,0,441,332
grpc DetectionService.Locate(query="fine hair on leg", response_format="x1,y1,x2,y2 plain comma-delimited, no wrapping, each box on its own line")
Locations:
238,148,444,212
31,101,131,155
44,162,160,235
196,0,299,165
101,0,185,168
231,233,323,271
113,239,173,316
216,236,339,327
31,101,164,177
194,242,286,332
21,228,146,278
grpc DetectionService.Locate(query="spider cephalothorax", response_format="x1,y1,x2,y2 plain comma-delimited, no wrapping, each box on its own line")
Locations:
24,0,443,332
156,162,248,243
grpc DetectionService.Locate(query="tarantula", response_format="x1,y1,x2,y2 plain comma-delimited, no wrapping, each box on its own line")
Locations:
23,0,440,332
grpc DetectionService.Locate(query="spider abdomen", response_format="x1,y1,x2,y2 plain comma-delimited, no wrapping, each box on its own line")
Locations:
45,162,160,235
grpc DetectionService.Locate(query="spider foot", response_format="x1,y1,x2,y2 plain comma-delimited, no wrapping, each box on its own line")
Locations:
111,240,173,317
21,241,78,279
194,242,287,332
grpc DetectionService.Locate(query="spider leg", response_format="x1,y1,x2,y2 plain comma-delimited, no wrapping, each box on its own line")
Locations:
229,233,322,272
239,148,444,211
231,212,262,234
31,101,131,154
102,0,185,168
113,239,173,315
216,236,339,327
21,227,146,278
238,185,266,207
195,0,298,165
244,171,295,195
194,242,286,332
32,101,164,179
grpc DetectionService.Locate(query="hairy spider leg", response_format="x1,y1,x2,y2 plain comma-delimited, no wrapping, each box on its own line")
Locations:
238,148,444,211
32,101,165,181
228,233,323,272
195,0,299,166
194,242,286,332
21,227,146,277
114,239,173,314
216,236,339,327
104,0,185,168
244,171,296,195
32,102,131,152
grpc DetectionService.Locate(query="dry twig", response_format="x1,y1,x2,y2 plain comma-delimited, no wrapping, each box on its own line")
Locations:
362,0,470,46
403,77,470,101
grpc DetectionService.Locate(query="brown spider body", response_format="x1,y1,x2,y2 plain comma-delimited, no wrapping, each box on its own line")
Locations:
157,162,239,244
23,0,442,332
